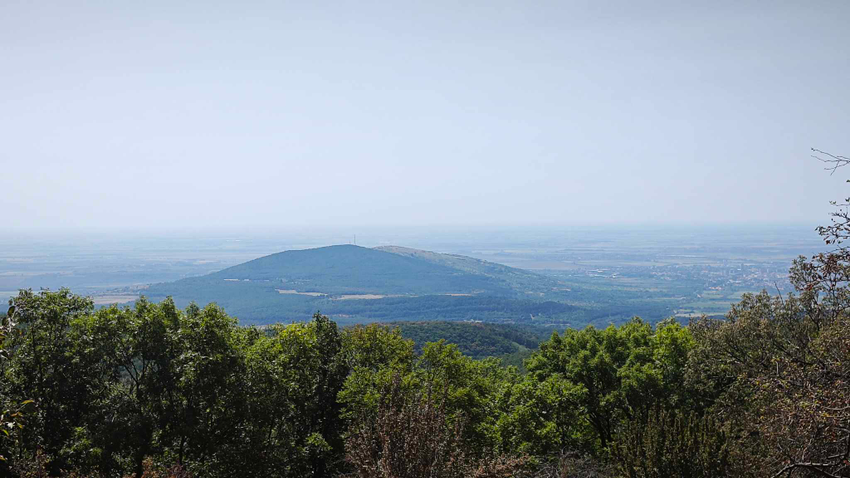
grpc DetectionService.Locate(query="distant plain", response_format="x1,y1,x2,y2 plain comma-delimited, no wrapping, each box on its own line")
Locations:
0,225,823,324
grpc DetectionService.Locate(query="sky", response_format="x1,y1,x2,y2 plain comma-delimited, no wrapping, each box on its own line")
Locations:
2,0,849,231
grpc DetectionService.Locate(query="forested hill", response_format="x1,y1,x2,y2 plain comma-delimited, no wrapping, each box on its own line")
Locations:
385,321,553,359
209,244,514,295
143,245,584,325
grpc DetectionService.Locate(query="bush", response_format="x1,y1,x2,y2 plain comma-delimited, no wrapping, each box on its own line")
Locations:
613,408,731,478
345,375,527,478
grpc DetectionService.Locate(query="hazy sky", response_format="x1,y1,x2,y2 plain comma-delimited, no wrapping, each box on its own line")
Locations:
2,0,849,231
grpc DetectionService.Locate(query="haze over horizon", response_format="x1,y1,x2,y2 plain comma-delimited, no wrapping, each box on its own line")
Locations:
3,1,849,231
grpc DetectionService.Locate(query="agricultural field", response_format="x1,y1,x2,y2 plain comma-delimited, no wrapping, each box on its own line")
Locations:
0,225,823,324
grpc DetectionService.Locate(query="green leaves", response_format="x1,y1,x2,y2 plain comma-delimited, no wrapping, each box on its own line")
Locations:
527,318,695,453
12,285,833,477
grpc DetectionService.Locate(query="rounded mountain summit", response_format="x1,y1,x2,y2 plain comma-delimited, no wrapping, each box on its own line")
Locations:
144,245,581,325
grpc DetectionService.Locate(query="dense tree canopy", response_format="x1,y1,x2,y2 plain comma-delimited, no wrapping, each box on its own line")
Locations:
0,273,846,478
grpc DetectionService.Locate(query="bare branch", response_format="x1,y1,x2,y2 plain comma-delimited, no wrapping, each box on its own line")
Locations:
812,148,850,176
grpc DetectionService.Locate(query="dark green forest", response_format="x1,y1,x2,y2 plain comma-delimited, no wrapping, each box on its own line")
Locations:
387,321,547,358
385,321,548,371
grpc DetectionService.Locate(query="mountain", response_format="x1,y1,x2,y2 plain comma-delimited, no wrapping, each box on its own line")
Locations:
207,244,513,296
143,244,584,325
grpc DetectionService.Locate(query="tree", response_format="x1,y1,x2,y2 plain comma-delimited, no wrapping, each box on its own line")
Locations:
492,373,586,457
242,312,347,477
64,298,185,475
5,289,99,474
613,407,731,478
0,299,34,471
345,374,526,478
688,289,850,477
168,303,248,476
338,324,415,422
526,318,692,453
681,149,850,477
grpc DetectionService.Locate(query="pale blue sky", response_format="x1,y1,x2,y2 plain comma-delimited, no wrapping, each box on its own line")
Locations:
2,1,848,230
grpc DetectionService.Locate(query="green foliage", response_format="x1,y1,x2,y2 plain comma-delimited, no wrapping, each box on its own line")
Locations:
686,289,850,477
613,408,731,478
0,289,699,476
386,321,549,360
6,289,97,474
526,318,693,452
343,323,415,371
242,312,348,477
2,291,354,477
493,374,586,457
0,303,32,470
3,277,848,478
346,374,528,478
338,324,416,421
